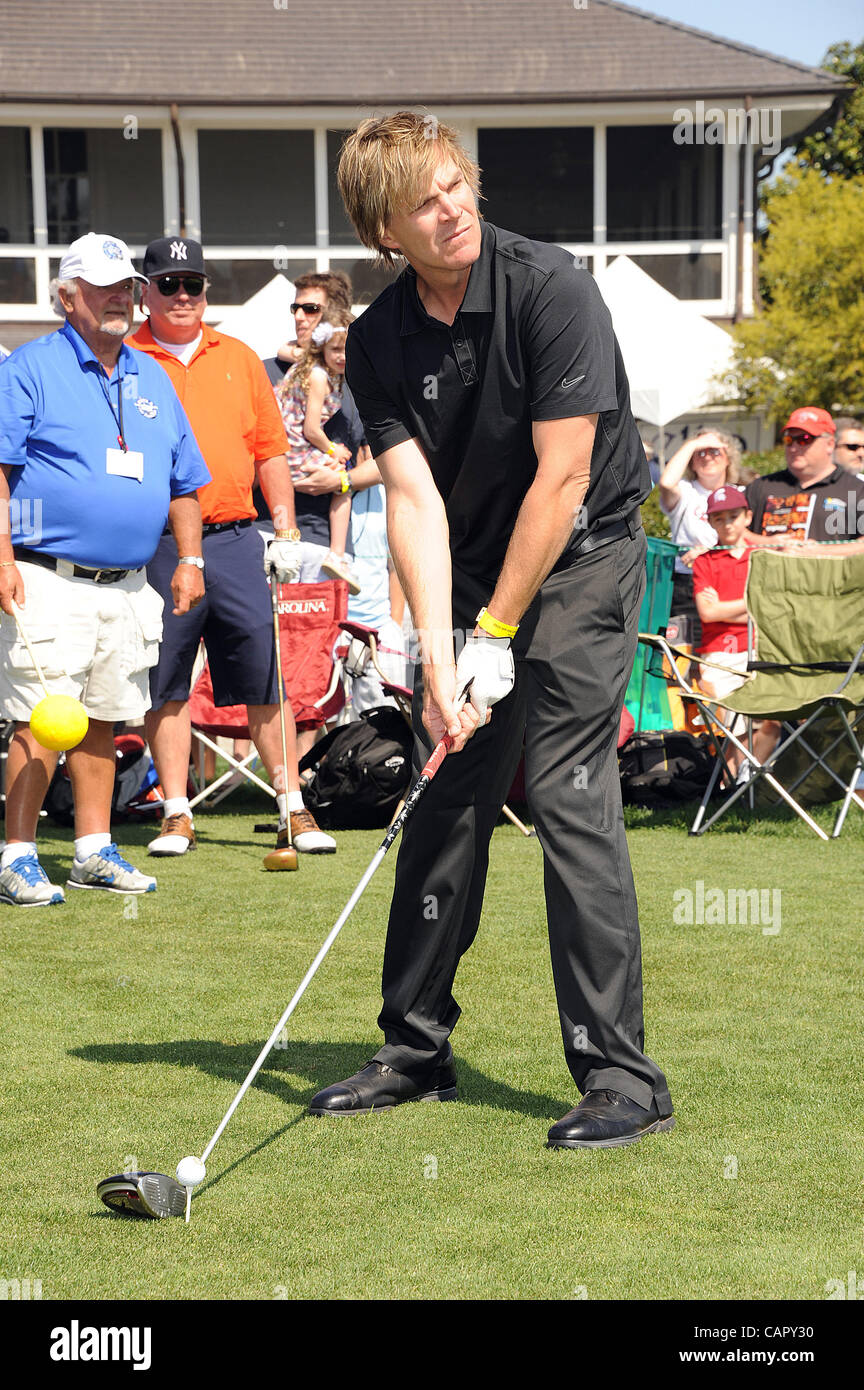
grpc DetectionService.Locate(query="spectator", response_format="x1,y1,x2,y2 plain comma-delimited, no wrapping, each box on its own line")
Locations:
658,430,742,642
129,236,336,858
344,479,410,714
693,486,780,783
275,310,359,592
263,271,352,384
746,407,864,544
833,416,864,477
0,233,209,906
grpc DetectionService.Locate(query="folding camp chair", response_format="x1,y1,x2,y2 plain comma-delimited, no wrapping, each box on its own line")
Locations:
639,549,864,840
188,579,349,810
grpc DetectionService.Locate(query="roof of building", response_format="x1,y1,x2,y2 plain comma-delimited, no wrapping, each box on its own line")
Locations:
0,0,847,105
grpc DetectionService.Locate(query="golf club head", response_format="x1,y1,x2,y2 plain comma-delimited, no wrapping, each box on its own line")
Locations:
263,846,299,872
97,1171,187,1219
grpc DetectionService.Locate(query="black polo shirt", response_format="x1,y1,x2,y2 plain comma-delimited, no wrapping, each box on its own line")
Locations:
345,221,649,584
746,466,864,542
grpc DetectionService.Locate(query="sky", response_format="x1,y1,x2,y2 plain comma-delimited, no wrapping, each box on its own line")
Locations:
640,0,861,68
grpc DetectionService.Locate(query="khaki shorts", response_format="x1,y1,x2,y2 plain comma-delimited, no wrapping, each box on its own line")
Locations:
697,649,749,702
0,560,164,723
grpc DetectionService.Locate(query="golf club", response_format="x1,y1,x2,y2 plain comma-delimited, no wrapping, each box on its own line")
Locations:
262,568,298,872
97,702,466,1221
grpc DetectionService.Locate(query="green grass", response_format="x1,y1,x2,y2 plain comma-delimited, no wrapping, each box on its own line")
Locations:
1,796,862,1301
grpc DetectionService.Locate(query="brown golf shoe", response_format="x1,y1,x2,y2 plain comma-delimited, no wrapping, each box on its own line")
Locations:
147,813,196,857
276,809,336,855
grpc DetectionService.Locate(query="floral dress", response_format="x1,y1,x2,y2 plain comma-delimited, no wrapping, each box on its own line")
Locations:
275,367,343,485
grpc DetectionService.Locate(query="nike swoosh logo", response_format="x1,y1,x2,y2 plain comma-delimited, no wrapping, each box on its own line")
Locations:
562,374,586,389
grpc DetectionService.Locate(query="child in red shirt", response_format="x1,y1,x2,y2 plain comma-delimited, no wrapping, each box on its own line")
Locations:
693,486,780,782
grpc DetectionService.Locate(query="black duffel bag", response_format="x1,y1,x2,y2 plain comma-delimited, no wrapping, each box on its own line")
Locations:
299,706,413,828
619,729,717,808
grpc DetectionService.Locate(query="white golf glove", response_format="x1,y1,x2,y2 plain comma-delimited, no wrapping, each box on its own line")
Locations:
454,635,515,722
264,538,302,584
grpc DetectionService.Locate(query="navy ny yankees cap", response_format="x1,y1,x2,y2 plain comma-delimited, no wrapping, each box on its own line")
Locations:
142,237,207,279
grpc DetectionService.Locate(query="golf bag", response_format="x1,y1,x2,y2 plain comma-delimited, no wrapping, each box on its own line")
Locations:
299,706,413,828
618,729,716,808
44,733,163,827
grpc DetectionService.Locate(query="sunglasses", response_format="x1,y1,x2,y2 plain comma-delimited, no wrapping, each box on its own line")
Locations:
839,441,864,452
291,301,325,315
781,430,828,445
154,276,206,297
692,447,725,459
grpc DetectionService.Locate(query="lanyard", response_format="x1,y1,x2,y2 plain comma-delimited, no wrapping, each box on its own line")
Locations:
99,367,128,452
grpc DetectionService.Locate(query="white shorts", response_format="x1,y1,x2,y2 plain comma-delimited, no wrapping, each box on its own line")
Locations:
697,649,749,701
0,560,164,723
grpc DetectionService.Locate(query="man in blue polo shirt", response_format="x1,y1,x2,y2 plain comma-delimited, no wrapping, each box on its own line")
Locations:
0,232,210,906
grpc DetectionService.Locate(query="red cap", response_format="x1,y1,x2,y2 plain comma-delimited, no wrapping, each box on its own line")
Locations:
782,407,835,435
706,485,749,515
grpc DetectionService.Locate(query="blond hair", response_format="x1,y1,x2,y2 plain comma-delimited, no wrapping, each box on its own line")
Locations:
337,112,481,266
278,308,354,399
684,430,742,484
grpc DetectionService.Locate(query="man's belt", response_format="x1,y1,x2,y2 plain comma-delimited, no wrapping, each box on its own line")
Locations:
13,547,132,585
573,512,642,556
202,519,253,535
161,518,254,539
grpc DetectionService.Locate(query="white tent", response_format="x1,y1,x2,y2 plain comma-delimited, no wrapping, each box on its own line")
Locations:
212,274,295,360
594,256,735,441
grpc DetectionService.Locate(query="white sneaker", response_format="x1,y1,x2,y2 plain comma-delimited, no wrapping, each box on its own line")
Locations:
0,853,65,907
321,551,361,596
68,844,157,894
735,762,753,786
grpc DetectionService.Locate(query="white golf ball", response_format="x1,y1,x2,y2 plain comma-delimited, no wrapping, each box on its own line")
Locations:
176,1156,206,1187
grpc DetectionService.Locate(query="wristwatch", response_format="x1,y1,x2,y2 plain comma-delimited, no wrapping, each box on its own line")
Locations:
274,528,302,542
177,555,205,569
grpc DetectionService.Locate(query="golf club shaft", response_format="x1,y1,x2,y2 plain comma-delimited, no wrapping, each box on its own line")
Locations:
269,571,292,842
11,602,50,696
199,731,454,1166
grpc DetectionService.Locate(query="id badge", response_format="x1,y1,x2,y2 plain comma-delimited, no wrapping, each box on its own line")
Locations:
106,447,144,482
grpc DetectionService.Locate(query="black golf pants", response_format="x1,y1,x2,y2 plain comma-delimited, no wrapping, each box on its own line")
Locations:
374,526,672,1114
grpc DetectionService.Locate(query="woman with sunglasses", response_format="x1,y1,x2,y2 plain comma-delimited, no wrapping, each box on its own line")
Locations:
657,430,742,642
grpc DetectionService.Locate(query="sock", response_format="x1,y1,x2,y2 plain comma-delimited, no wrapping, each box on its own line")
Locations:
2,840,38,869
164,796,192,820
276,792,288,828
75,833,112,863
286,791,304,813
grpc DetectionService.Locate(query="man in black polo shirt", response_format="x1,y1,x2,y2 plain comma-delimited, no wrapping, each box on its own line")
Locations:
309,113,674,1148
746,407,864,542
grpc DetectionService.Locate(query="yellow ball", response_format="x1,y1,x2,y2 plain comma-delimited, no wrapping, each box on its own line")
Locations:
29,694,89,752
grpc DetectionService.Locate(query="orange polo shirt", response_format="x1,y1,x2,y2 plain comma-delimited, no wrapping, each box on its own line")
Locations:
128,321,288,524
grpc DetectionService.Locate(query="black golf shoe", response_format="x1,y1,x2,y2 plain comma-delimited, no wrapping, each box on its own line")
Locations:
547,1089,675,1149
308,1060,457,1116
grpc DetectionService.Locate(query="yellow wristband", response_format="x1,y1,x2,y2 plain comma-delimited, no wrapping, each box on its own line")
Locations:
340,470,350,494
475,607,519,639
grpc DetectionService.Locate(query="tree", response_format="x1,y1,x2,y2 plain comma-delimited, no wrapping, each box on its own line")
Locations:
793,40,864,180
728,168,864,421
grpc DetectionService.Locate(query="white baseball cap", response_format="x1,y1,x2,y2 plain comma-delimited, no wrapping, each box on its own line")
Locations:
58,233,148,287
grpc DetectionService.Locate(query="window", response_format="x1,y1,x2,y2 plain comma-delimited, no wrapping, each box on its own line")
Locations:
478,128,593,241
616,253,722,300
327,130,358,247
198,131,314,247
607,127,722,241
204,260,310,307
0,259,36,303
0,128,33,243
329,258,400,306
44,128,163,245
